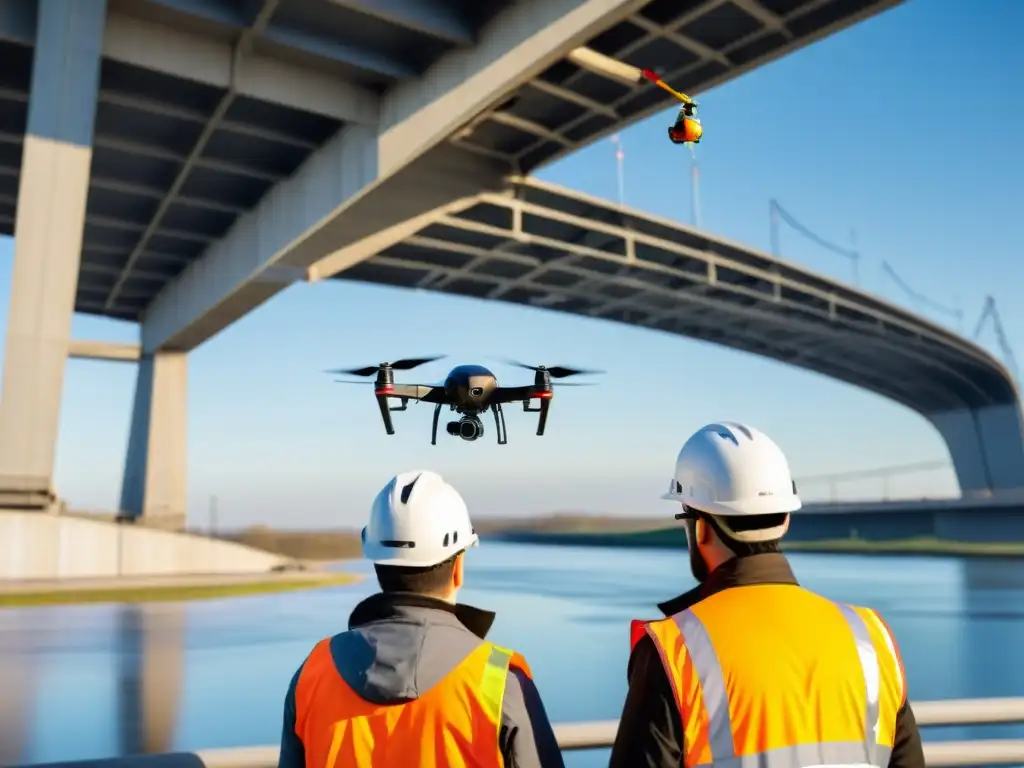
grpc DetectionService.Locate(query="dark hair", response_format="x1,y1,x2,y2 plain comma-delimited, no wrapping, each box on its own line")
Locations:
374,550,462,595
696,510,787,557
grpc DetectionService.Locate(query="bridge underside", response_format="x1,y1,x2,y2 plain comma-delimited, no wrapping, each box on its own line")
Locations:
330,179,1024,495
2,0,1014,532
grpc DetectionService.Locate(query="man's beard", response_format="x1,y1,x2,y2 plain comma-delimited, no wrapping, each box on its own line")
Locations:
684,518,710,583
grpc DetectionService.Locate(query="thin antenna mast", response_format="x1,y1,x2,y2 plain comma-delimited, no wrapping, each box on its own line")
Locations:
690,155,702,228
769,200,780,256
849,229,860,287
610,134,625,206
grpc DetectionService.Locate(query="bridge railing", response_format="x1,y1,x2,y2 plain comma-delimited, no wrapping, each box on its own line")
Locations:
22,697,1024,768
795,460,954,503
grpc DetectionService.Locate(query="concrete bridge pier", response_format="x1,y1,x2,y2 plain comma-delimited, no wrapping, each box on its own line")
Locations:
118,352,189,532
0,0,188,530
928,402,1024,499
0,0,106,513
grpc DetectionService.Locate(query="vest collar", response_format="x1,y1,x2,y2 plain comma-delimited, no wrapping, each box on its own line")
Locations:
656,552,799,617
348,591,497,640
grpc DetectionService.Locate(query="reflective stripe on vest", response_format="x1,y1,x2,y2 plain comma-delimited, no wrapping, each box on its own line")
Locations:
635,590,904,768
480,644,517,723
295,637,530,768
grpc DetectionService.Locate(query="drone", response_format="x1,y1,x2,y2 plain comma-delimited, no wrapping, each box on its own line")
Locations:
638,68,703,145
327,356,602,445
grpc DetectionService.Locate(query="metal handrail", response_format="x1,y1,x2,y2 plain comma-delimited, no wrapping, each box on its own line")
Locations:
189,697,1024,767
21,697,1022,768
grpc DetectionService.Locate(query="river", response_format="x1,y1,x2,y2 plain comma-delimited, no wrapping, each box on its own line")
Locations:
2,542,1024,767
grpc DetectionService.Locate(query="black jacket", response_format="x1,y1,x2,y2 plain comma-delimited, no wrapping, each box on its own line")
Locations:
607,553,926,768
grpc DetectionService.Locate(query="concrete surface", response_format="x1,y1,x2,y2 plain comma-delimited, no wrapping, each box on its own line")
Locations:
0,512,292,580
0,0,106,511
0,569,343,594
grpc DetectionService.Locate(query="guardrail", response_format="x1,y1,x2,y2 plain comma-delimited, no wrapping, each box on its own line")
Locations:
795,460,952,502
24,697,1023,768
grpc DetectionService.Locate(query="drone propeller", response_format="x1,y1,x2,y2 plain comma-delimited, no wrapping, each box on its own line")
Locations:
498,358,604,379
325,355,445,377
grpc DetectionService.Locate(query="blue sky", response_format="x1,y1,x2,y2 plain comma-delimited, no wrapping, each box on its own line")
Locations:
0,0,1021,529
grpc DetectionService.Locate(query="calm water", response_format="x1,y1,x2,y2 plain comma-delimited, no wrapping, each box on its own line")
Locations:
2,542,1024,767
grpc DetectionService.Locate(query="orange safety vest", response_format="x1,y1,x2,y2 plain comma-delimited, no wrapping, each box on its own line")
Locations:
294,635,533,768
631,584,907,768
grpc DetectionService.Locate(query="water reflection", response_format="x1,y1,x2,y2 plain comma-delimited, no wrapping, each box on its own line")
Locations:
114,604,185,755
0,623,36,765
1,545,1023,766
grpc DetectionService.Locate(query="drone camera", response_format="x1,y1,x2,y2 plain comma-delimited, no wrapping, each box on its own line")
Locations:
470,387,484,397
447,416,484,442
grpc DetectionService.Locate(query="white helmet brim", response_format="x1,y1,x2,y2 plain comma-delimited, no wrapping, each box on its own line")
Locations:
362,528,479,568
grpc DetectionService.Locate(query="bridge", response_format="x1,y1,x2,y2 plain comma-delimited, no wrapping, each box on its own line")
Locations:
1,0,1020,540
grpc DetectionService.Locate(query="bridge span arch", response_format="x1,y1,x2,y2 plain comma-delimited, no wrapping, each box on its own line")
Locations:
327,178,1024,496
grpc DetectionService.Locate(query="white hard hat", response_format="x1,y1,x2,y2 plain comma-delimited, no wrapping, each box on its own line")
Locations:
662,422,801,542
362,470,479,567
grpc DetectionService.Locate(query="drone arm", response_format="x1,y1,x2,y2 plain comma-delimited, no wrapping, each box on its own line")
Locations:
383,384,445,403
490,385,539,404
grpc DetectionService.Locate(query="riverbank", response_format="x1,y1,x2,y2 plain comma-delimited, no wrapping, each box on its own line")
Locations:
494,528,1024,557
0,570,362,608
214,517,1024,560
214,516,662,561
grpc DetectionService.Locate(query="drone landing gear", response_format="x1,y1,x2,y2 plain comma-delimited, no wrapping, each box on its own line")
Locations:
523,396,552,436
492,403,507,445
376,394,409,435
431,403,442,445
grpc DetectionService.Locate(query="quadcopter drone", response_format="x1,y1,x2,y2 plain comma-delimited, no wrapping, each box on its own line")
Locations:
327,356,602,445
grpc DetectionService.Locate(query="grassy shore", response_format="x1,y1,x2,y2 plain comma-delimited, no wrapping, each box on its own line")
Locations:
0,572,361,609
215,516,666,561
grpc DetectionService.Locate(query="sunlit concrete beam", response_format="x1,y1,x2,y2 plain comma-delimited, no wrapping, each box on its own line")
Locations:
68,340,142,363
307,197,478,282
377,0,651,176
141,0,648,353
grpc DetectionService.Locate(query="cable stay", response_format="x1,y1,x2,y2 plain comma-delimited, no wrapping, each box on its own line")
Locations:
769,199,860,284
767,201,1018,385
973,296,1020,383
880,261,963,324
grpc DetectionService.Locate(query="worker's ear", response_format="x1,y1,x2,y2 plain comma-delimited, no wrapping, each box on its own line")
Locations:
452,551,465,590
695,516,714,546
